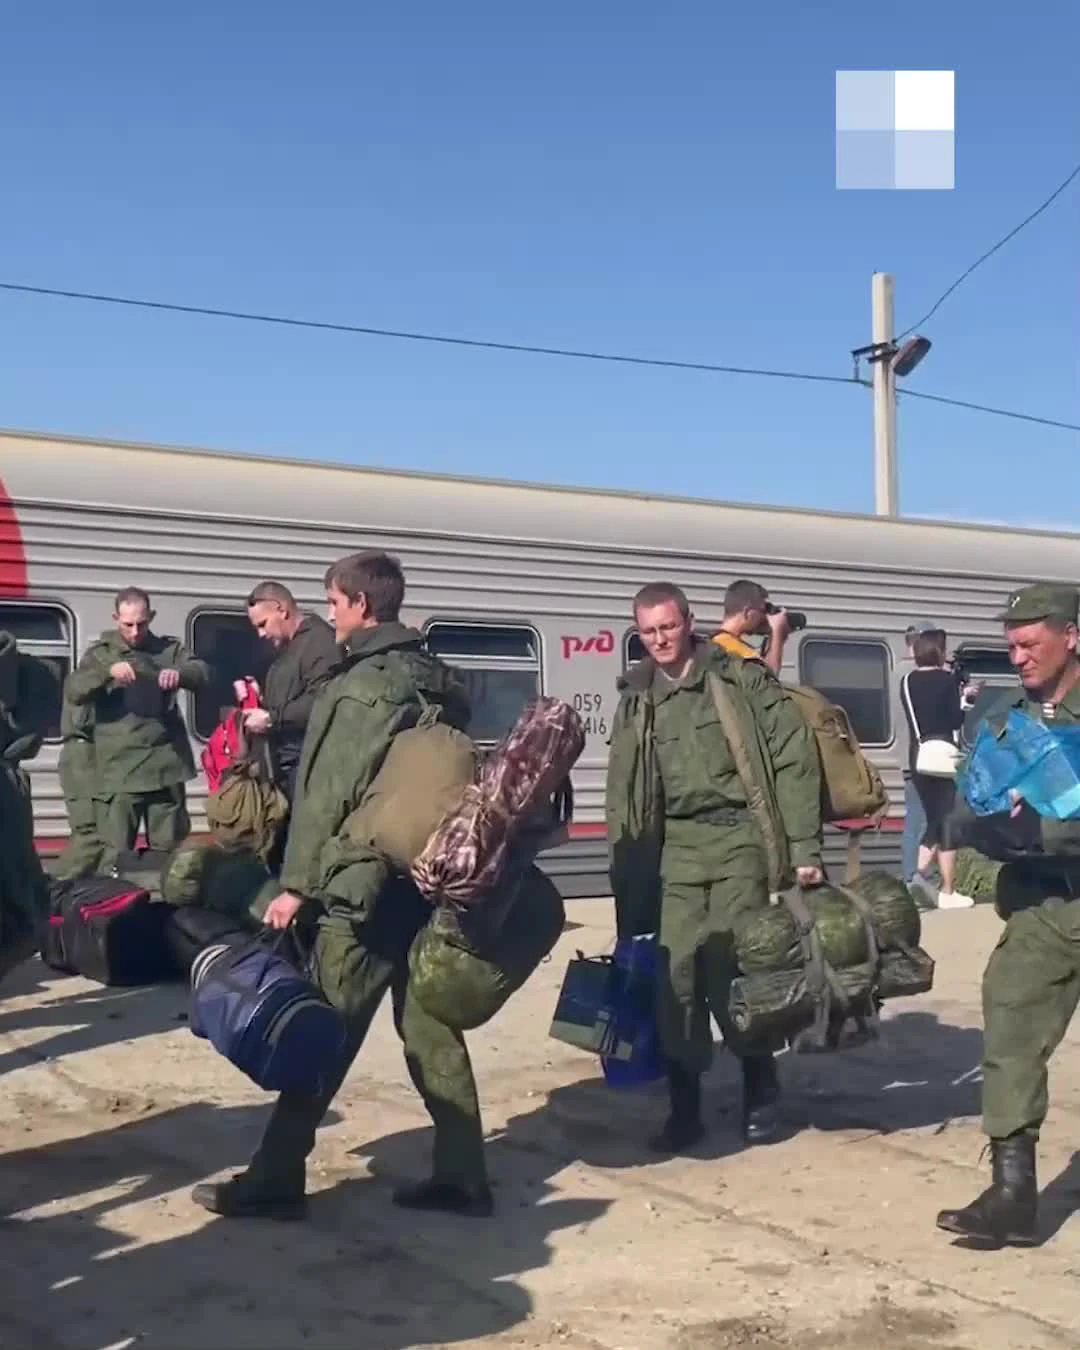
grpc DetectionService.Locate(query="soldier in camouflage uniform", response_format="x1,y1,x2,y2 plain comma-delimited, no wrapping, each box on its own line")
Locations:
65,587,209,870
193,551,492,1222
607,582,823,1153
938,583,1080,1247
52,682,105,881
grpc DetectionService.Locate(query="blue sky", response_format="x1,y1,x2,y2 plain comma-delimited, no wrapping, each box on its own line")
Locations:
2,1,1077,523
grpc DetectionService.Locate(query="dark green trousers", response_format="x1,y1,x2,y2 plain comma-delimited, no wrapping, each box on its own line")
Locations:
982,894,1080,1139
99,785,189,869
249,896,486,1192
52,794,105,881
657,872,773,1073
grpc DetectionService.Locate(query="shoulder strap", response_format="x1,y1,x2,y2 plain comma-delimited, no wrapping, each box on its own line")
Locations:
900,671,925,743
705,671,786,893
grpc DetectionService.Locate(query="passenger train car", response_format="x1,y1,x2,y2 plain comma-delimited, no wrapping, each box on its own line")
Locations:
2,427,1077,894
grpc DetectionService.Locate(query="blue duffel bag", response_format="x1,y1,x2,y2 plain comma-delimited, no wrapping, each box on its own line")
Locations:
189,930,346,1095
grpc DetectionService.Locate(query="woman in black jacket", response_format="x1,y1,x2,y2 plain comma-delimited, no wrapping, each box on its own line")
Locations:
900,629,974,909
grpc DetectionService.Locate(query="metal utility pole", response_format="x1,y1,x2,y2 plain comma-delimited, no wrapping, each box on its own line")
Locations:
871,272,898,517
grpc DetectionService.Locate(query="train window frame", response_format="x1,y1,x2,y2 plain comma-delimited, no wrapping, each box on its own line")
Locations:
423,619,543,744
0,598,76,744
798,636,893,749
623,628,646,667
952,644,1017,683
186,607,275,742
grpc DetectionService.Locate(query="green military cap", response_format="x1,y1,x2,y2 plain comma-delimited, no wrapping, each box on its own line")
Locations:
997,582,1080,625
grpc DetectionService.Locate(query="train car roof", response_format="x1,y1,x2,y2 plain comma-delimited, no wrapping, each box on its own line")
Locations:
2,425,1079,580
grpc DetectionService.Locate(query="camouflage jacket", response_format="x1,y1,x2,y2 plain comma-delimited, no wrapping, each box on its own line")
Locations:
606,640,822,935
279,622,471,903
66,629,209,794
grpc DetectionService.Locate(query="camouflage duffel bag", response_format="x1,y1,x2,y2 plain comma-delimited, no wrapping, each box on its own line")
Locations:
160,840,272,922
408,864,566,1031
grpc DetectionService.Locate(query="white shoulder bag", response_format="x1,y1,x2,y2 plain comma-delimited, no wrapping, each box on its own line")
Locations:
901,671,960,779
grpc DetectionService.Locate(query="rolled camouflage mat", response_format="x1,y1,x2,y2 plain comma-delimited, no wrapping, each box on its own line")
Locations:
728,961,876,1040
729,946,934,1041
734,872,921,976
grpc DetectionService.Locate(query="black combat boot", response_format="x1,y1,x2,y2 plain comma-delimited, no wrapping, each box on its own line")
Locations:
741,1053,782,1145
191,1169,307,1221
649,1062,705,1154
936,1134,1038,1247
392,1179,494,1218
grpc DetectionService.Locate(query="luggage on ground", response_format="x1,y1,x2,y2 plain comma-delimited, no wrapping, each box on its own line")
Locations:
160,839,272,918
189,930,346,1095
411,696,584,904
42,876,176,986
408,864,565,1031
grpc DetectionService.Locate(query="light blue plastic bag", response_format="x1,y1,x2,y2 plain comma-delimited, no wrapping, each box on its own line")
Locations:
958,709,1080,820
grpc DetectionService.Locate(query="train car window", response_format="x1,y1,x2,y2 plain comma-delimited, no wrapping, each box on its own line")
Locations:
425,622,541,743
189,611,274,740
624,631,646,666
799,639,891,746
953,645,1017,683
0,601,73,742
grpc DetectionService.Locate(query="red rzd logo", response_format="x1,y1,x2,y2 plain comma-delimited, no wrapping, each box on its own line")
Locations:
561,630,615,660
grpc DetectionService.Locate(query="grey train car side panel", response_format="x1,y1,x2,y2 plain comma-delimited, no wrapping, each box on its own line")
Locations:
4,427,1076,895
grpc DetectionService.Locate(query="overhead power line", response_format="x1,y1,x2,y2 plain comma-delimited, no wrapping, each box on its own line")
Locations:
896,158,1080,340
2,278,1077,433
897,386,1080,432
0,281,853,388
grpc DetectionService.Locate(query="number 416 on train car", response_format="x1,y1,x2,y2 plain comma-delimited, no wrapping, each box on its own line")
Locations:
571,691,608,737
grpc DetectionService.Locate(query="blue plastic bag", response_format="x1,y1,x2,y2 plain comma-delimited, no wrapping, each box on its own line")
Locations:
958,709,1080,820
548,935,664,1087
601,934,664,1088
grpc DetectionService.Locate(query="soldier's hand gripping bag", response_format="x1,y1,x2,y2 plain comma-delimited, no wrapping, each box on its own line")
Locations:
409,864,566,1031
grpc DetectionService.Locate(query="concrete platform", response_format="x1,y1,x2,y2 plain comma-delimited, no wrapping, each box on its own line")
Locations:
1,901,1078,1350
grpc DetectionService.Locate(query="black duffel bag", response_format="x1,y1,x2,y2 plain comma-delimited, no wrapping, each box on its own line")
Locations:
42,877,176,986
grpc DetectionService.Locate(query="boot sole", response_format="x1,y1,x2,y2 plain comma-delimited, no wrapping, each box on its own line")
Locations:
936,1215,1037,1247
192,1191,307,1222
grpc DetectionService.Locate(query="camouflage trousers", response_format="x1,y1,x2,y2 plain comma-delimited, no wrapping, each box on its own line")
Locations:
249,889,486,1192
981,893,1080,1139
52,794,105,881
657,870,774,1074
99,785,190,870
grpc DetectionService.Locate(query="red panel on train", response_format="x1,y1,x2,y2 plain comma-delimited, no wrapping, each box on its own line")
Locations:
0,475,29,598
